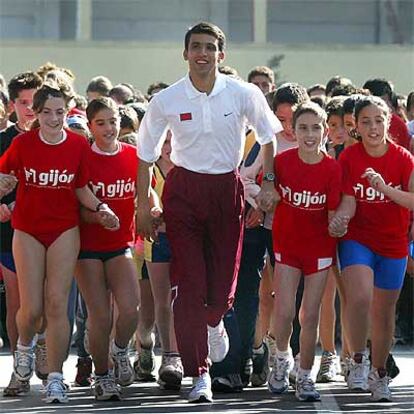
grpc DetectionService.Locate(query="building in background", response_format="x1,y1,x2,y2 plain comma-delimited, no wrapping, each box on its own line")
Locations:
0,0,413,92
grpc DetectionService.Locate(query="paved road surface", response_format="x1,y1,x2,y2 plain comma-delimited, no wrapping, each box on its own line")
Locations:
0,347,413,414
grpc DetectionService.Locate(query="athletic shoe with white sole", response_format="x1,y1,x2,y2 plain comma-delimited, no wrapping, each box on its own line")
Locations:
207,320,229,363
158,354,183,390
368,369,392,402
268,355,294,394
188,373,213,403
347,354,370,391
44,374,69,404
296,374,321,402
94,373,121,401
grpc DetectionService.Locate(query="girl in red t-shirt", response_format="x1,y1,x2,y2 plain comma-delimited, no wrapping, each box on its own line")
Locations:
0,82,119,404
329,95,414,402
75,97,140,400
268,102,341,402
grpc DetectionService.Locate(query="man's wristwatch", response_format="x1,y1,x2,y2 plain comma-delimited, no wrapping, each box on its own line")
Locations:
263,172,275,182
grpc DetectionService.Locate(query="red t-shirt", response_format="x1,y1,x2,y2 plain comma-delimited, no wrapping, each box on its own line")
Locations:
339,141,414,258
80,142,138,252
0,128,89,235
389,113,411,150
272,148,341,258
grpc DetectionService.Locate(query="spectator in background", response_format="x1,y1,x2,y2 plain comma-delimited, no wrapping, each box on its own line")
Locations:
110,83,146,105
325,76,353,97
119,105,139,137
247,66,276,96
307,84,326,99
147,81,169,99
0,91,11,131
86,76,113,102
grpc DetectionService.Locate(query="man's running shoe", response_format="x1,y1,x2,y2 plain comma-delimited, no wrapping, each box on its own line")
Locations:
207,320,229,363
188,373,213,403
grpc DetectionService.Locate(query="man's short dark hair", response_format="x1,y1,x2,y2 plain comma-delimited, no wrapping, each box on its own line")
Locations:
184,22,226,52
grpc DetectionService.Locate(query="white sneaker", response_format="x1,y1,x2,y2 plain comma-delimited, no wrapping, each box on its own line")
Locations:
158,354,183,390
296,374,321,401
14,347,35,381
94,373,121,401
316,351,338,383
44,375,69,403
188,373,213,403
207,320,229,363
34,341,48,381
368,369,392,402
110,341,134,386
268,355,294,394
347,354,370,391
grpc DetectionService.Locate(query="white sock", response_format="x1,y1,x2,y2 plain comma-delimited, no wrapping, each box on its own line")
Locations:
47,372,63,381
276,348,291,360
17,340,34,351
253,343,265,355
112,340,127,353
298,367,312,379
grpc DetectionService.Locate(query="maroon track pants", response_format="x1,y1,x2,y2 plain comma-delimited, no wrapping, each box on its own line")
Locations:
162,167,244,376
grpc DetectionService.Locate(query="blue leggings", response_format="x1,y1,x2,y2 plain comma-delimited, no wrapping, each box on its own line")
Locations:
338,240,407,290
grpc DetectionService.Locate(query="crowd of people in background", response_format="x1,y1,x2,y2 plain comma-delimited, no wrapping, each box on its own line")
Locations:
0,21,413,407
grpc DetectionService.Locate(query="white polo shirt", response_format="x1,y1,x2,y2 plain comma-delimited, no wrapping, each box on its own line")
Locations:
137,72,282,174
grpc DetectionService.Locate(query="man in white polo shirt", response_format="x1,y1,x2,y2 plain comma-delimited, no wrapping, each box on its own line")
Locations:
136,21,282,403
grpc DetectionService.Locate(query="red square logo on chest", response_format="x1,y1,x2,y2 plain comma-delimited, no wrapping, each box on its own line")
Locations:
180,112,192,121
